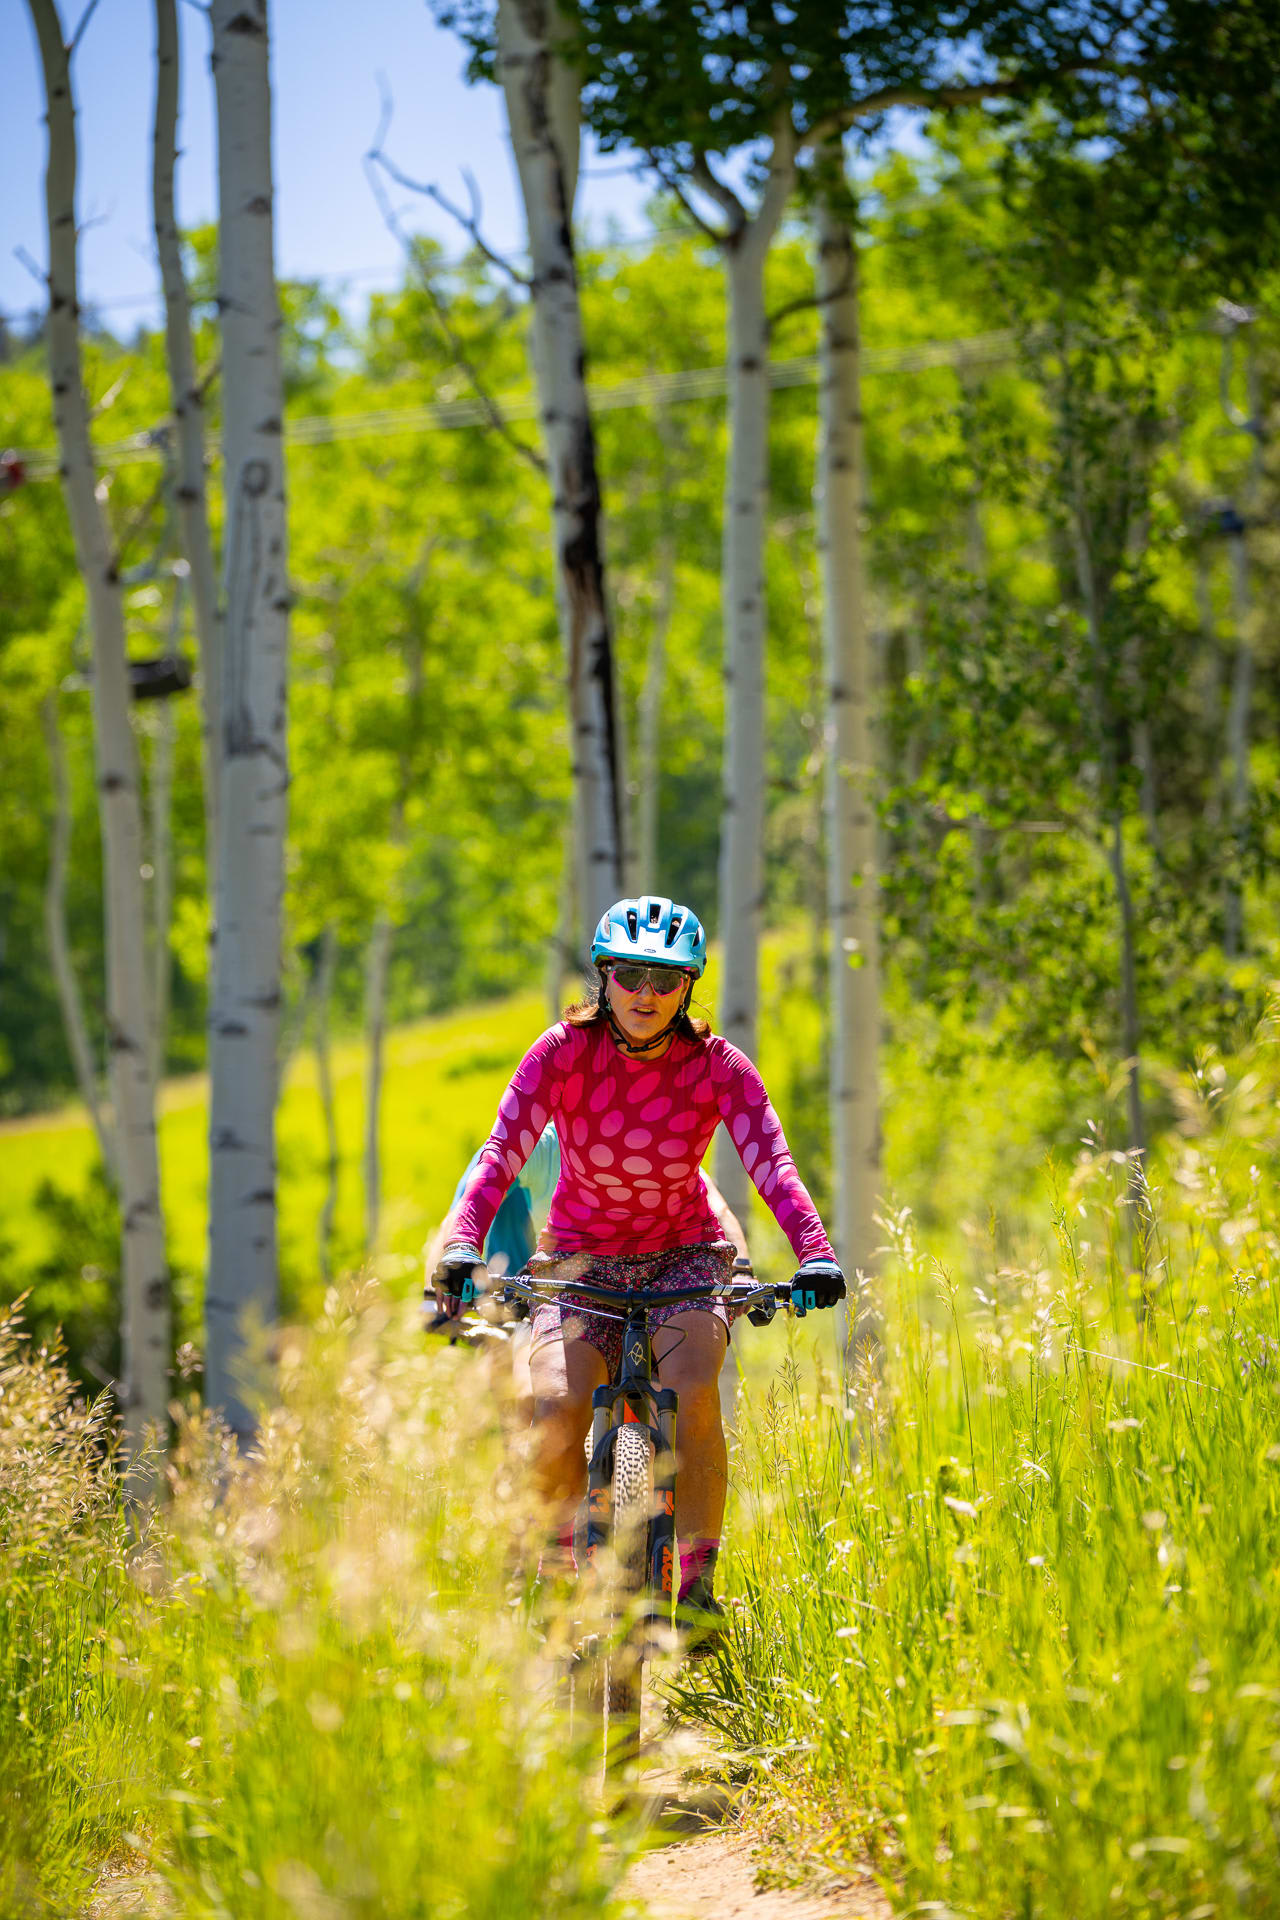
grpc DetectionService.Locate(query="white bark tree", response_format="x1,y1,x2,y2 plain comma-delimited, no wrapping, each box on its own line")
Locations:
146,692,177,1087
814,169,880,1359
41,688,117,1181
313,924,339,1283
27,0,170,1456
206,0,290,1440
154,0,222,875
496,0,623,940
692,117,797,1223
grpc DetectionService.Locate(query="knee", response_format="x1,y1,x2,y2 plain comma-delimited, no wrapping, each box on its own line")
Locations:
659,1357,724,1428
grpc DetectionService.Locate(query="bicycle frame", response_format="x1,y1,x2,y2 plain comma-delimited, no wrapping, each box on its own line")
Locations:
490,1271,799,1629
584,1302,678,1614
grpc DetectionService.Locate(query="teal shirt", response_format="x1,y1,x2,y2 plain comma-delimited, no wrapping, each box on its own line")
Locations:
453,1121,560,1274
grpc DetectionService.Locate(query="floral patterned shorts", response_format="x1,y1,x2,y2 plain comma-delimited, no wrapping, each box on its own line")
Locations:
526,1241,738,1376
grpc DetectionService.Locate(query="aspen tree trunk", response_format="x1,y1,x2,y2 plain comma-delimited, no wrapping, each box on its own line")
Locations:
497,0,622,941
712,126,796,1222
1221,338,1262,960
154,0,222,876
28,0,169,1456
206,0,289,1440
362,897,394,1255
363,775,412,1252
314,924,338,1283
964,484,995,909
148,697,176,1086
1071,499,1146,1168
635,529,675,889
1196,556,1225,830
814,179,880,1362
1224,519,1255,959
545,821,577,1020
41,690,117,1180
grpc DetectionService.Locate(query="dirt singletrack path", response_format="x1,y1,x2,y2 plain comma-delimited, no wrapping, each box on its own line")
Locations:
620,1828,892,1919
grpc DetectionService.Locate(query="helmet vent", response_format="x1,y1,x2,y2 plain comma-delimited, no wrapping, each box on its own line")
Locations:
647,898,662,926
626,908,639,940
665,913,683,947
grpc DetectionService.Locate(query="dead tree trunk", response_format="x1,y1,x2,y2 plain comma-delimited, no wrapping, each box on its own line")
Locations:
206,0,290,1440
28,0,170,1457
497,0,623,940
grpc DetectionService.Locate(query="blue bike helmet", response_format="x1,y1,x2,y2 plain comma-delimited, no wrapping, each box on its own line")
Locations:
591,896,707,978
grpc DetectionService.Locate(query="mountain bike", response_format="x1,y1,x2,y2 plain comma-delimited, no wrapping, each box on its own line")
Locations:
488,1267,813,1782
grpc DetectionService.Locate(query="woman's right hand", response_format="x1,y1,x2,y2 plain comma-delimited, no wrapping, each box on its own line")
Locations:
434,1244,484,1312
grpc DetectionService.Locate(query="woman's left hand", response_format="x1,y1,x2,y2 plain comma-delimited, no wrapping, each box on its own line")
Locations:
794,1258,846,1310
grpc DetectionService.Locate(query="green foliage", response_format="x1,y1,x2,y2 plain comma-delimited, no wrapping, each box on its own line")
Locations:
0,1292,632,1918
676,1002,1280,1916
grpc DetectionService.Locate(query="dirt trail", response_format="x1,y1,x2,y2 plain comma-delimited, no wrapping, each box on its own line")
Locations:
620,1829,892,1920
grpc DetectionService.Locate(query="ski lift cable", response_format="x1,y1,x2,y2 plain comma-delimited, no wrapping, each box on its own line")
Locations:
12,327,1017,481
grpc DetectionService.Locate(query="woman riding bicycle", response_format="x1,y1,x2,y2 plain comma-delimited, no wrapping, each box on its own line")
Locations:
434,895,844,1634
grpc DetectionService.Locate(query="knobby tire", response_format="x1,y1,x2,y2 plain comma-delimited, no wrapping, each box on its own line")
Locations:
599,1420,651,1781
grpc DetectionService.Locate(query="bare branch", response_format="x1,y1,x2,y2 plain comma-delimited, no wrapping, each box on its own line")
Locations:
363,94,546,479
14,245,46,291
195,354,222,404
426,171,530,289
89,369,127,421
68,0,101,57
691,151,747,235
365,76,529,289
645,152,725,243
767,252,855,341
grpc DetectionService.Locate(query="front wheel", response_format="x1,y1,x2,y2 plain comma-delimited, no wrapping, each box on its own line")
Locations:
600,1420,651,1777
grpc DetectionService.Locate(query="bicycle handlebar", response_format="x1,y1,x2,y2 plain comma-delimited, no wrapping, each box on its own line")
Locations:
489,1270,812,1319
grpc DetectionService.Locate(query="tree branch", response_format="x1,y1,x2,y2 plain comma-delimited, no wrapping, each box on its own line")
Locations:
363,87,546,479
810,59,1149,143
366,77,529,289
14,244,46,292
767,250,855,341
647,151,726,243
691,150,747,236
754,102,798,240
68,0,101,56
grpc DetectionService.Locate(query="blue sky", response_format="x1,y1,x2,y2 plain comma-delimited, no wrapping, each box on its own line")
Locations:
1,0,654,331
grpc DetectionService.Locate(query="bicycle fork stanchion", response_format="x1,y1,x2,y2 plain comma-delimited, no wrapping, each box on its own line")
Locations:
650,1387,678,1619
585,1388,615,1568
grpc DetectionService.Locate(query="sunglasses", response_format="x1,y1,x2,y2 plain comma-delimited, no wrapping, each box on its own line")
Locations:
607,963,690,996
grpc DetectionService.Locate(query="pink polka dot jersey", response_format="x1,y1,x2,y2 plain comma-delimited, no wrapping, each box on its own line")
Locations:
452,1021,836,1264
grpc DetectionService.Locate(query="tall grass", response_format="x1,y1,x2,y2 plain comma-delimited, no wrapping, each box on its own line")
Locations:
0,1287,631,1919
683,1011,1280,1916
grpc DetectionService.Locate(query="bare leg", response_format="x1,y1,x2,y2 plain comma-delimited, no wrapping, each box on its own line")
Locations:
527,1322,609,1534
654,1310,728,1542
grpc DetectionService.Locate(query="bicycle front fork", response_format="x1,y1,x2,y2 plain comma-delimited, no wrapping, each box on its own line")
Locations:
584,1383,679,1612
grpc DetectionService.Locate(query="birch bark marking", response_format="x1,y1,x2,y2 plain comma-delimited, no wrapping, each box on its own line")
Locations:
496,0,623,939
154,0,222,873
27,0,169,1455
815,181,880,1362
207,0,289,1439
712,122,796,1223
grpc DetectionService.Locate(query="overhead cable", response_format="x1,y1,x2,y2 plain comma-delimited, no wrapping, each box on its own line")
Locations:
14,328,1016,481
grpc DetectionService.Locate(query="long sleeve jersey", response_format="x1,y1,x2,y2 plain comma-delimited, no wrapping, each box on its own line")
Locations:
452,1020,835,1265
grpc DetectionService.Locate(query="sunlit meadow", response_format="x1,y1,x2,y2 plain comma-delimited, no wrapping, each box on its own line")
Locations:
680,1002,1280,1917
0,1285,638,1919
3,993,1279,1917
